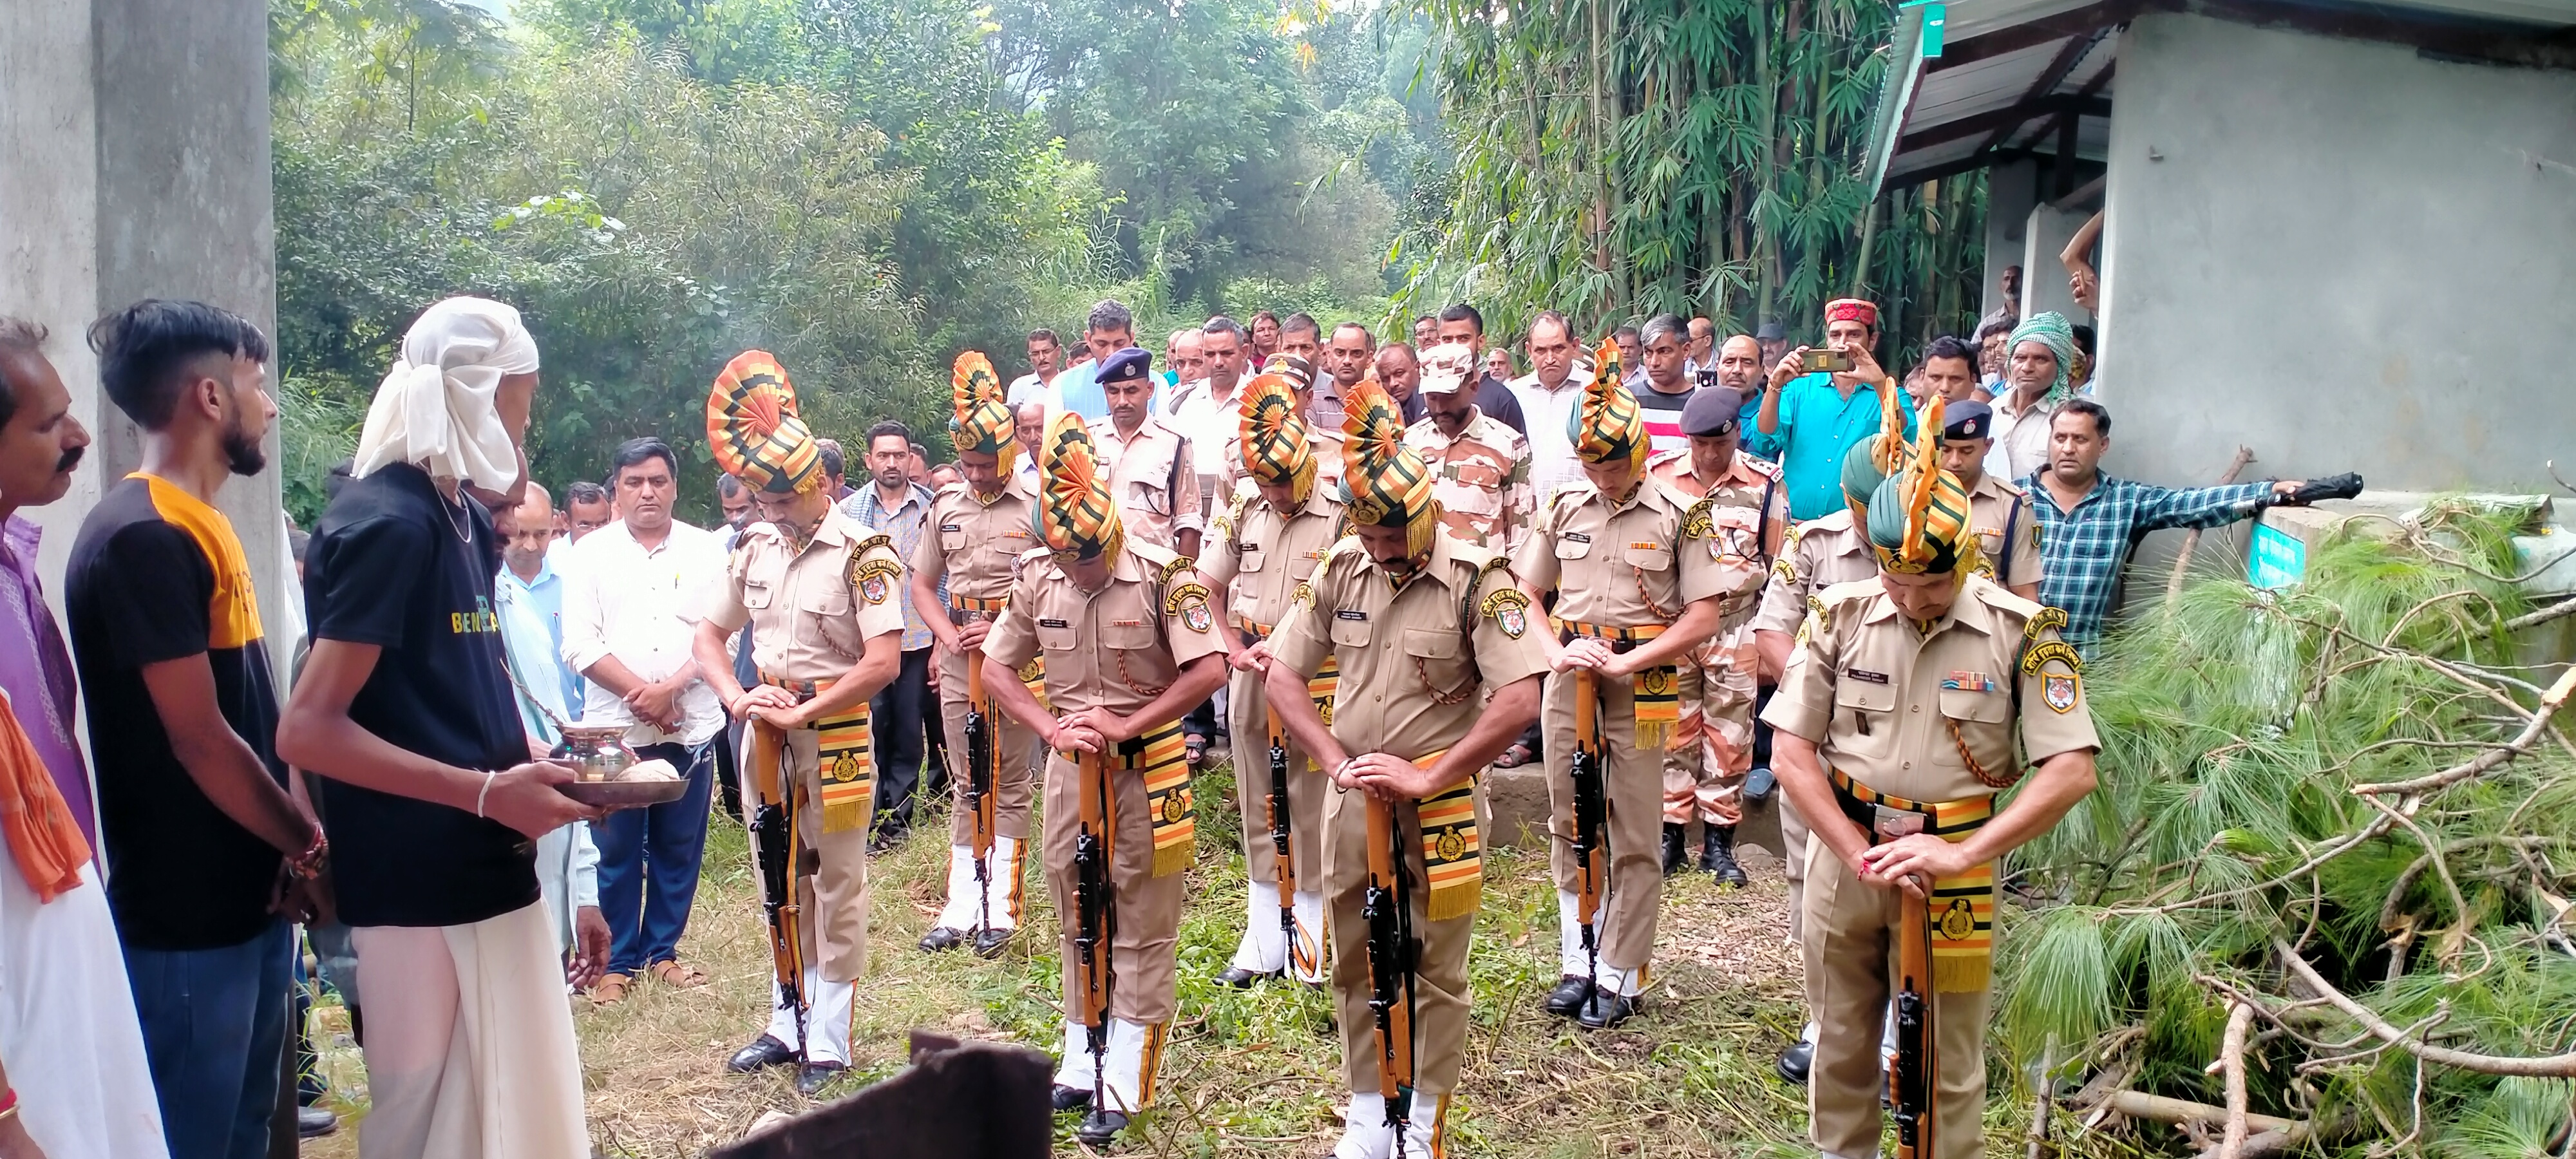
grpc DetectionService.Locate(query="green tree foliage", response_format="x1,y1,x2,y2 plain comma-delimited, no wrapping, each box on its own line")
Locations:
271,0,1421,523
1402,0,1987,357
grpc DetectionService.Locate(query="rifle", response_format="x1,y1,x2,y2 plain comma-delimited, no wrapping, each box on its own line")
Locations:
750,719,807,1063
964,646,996,934
1265,707,1302,975
1363,795,1417,1156
1071,749,1117,1115
1569,669,1610,1001
1888,849,1937,1159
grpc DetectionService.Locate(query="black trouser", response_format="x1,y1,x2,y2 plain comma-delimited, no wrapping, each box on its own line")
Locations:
1185,696,1220,743
870,646,934,837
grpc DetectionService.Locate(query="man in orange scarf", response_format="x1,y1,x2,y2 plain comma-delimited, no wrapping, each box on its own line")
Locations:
0,316,169,1159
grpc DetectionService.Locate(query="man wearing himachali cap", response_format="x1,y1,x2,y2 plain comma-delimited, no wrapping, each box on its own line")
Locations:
1750,298,1917,522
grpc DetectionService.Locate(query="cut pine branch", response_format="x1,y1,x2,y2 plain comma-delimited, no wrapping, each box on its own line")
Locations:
2275,939,2576,1077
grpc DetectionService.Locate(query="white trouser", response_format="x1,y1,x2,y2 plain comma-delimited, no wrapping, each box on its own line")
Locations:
1226,887,1327,982
931,836,1021,932
1555,890,1643,997
762,966,857,1066
1332,1091,1442,1159
1053,1018,1162,1115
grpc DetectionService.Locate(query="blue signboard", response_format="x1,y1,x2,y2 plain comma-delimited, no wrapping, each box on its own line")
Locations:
2249,523,2306,589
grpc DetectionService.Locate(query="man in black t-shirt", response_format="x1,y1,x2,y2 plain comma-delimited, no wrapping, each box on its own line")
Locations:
277,296,596,1157
70,300,325,1159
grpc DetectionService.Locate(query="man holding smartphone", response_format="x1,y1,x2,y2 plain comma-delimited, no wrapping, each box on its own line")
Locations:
1749,299,1916,522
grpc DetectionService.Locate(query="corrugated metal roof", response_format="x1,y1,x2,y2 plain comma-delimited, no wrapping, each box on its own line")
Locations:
1860,0,2576,196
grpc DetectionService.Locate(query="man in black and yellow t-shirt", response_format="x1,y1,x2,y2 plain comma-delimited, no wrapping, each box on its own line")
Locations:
278,297,599,1156
70,300,326,1159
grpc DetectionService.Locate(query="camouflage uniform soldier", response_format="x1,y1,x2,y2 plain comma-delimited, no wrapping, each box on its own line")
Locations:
1643,387,1785,885
1404,341,1536,555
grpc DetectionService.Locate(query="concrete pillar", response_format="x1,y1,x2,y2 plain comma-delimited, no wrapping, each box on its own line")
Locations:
1980,160,2038,321
1,0,289,672
2020,203,2094,326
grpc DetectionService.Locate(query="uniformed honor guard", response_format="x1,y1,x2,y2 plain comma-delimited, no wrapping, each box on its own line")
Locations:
913,352,1042,957
1747,488,1877,1084
1200,371,1341,986
1515,342,1741,1030
980,412,1229,1147
692,351,911,1095
1260,379,1548,1159
1761,400,2099,1159
1643,386,1785,885
1929,400,2041,599
1215,355,1344,504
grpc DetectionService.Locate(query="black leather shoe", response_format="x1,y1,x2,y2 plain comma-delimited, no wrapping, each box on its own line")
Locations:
795,1060,846,1097
1702,824,1749,888
1076,1108,1131,1146
973,927,1015,959
1217,965,1281,988
1575,987,1640,1030
1660,822,1688,876
1052,1084,1094,1113
1543,975,1591,1018
726,1035,797,1073
1776,1038,1815,1085
296,1106,339,1138
919,925,967,952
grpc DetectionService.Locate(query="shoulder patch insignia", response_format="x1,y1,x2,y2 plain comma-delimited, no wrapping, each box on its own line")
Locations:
1159,556,1194,586
1165,580,1215,634
851,532,895,557
1481,587,1532,639
1807,594,1833,635
2024,606,2069,641
2020,638,2083,678
1770,554,1797,583
849,554,903,605
2042,672,2079,713
1680,497,1716,541
1293,580,1316,608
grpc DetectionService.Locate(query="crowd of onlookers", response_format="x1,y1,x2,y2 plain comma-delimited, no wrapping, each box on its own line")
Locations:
0,223,2340,1156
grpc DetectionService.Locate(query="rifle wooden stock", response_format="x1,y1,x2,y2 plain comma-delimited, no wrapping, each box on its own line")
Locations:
1363,795,1415,1135
1072,749,1114,1031
1265,707,1300,971
750,721,806,1046
1569,668,1608,941
1890,885,1937,1159
964,651,995,862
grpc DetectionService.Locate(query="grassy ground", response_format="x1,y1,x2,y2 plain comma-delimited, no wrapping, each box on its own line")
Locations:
303,763,1824,1157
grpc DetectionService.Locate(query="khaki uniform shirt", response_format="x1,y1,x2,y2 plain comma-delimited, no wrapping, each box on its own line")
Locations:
1514,476,1737,628
1965,473,2042,591
1753,509,1876,636
1215,429,1347,510
697,505,909,683
1763,575,2098,803
911,475,1039,607
1201,486,1347,634
983,543,1226,717
1647,449,1788,635
1405,410,1537,555
1268,533,1550,762
1092,419,1203,550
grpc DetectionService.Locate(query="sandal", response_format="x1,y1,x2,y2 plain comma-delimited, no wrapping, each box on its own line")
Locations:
591,972,631,1004
647,959,710,989
1184,735,1209,766
1493,742,1535,769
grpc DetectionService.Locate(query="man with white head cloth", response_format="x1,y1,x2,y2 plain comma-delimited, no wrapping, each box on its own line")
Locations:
278,296,600,1159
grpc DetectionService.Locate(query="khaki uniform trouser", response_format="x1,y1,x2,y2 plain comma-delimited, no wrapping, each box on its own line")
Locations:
1801,842,1988,1159
1542,671,1663,972
1225,665,1326,892
1781,796,1812,942
1663,623,1760,827
936,646,1039,845
738,725,871,982
1042,751,1186,1024
1323,781,1482,1101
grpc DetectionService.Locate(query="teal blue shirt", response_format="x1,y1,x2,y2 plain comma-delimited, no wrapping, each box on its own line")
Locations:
1745,373,1916,520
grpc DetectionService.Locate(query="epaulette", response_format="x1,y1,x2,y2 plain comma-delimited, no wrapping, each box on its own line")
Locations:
1987,475,2027,498
1128,540,1189,581
1969,578,2047,625
1811,578,1886,633
1015,544,1054,565
1742,455,1782,480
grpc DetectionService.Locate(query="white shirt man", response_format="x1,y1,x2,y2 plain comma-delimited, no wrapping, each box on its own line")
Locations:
1507,314,1591,495
560,507,728,749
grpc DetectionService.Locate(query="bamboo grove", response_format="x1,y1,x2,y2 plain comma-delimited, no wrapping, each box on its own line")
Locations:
1399,0,1989,356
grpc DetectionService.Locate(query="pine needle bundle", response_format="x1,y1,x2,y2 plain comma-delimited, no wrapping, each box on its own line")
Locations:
1991,501,2576,1159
